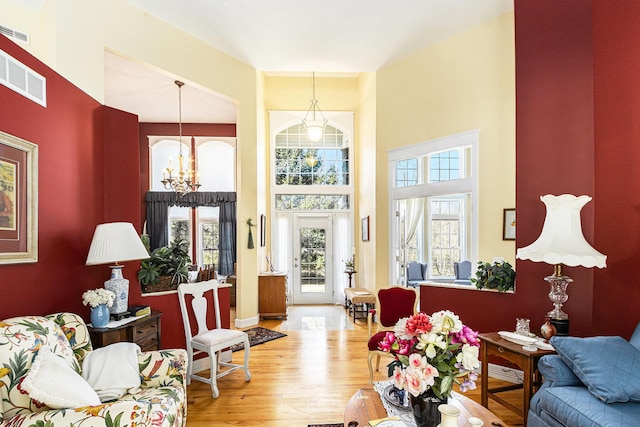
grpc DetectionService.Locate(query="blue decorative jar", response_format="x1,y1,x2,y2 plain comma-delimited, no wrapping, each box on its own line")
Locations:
90,304,110,328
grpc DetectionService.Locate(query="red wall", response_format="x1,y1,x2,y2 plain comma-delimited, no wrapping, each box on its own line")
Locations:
592,0,640,337
0,35,106,318
423,1,640,338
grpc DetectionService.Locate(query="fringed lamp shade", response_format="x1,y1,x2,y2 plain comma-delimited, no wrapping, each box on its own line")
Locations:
516,194,606,335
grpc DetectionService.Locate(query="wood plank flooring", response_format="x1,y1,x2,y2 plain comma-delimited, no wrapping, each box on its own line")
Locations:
185,306,524,426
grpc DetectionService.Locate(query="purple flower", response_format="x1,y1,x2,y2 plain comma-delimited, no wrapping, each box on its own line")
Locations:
452,325,480,346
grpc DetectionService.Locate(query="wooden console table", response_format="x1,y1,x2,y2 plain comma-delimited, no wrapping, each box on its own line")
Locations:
88,311,162,351
479,332,555,427
344,388,506,426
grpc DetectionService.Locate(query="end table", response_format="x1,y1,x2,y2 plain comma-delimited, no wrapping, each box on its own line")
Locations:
479,332,554,427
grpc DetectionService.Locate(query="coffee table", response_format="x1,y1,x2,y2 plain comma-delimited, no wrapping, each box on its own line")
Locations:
344,388,506,426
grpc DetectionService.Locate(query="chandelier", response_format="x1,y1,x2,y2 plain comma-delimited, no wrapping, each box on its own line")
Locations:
302,72,327,142
161,80,201,196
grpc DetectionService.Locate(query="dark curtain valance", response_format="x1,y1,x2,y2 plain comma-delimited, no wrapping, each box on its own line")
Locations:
145,191,236,275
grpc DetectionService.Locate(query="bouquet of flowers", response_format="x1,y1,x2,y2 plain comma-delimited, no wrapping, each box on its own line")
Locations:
82,288,115,308
378,310,480,400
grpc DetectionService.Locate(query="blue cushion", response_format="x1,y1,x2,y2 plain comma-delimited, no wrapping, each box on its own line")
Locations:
537,386,640,427
551,336,640,403
407,262,425,281
537,355,582,387
630,323,640,351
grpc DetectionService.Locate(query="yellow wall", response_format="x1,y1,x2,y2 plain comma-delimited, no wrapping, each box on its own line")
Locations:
2,0,261,323
375,12,515,289
356,73,377,291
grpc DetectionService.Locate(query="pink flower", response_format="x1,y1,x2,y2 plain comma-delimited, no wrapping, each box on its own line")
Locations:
405,312,433,335
150,411,165,426
378,332,396,352
452,325,480,346
396,338,416,355
392,366,406,389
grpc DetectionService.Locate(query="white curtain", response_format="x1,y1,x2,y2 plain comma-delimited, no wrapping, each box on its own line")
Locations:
404,198,425,250
333,213,351,305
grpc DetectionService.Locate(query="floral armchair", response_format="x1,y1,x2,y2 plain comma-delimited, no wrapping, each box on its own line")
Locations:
0,312,187,427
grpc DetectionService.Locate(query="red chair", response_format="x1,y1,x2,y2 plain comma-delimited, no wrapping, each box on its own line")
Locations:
367,286,419,384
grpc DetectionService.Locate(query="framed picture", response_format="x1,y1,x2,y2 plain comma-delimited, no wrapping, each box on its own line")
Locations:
260,214,266,247
0,131,38,264
503,208,516,241
361,216,370,242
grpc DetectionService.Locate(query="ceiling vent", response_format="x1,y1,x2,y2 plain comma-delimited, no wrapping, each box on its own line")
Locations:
0,24,29,44
0,48,46,107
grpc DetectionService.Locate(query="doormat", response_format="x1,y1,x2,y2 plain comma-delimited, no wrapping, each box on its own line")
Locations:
230,327,287,352
308,424,344,427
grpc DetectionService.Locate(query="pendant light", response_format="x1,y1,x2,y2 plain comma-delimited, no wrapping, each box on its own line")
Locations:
160,80,201,196
302,72,327,142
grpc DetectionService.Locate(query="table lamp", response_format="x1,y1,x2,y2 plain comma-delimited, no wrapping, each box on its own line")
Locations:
516,194,606,335
86,222,150,314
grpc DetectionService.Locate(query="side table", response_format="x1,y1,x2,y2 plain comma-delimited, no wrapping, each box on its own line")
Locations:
479,332,555,427
88,311,162,351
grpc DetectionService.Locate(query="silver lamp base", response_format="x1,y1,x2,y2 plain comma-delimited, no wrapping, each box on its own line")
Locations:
544,265,573,320
104,265,129,314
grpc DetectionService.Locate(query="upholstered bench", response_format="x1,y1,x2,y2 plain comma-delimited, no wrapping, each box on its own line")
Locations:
344,288,375,322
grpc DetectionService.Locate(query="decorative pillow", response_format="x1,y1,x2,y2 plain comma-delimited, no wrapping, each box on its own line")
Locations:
551,336,640,403
407,262,424,281
21,346,101,409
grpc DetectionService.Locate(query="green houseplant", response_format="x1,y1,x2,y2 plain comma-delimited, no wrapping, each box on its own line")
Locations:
138,237,191,293
471,260,516,292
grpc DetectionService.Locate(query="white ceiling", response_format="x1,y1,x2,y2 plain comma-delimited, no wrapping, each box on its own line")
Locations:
105,0,513,123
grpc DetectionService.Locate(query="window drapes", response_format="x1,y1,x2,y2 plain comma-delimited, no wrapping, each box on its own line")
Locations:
144,191,237,276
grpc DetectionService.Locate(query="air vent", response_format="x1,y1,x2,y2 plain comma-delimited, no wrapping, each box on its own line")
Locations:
0,24,29,44
0,48,46,107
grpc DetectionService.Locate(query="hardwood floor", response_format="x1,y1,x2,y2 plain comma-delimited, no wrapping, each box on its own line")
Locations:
185,306,524,426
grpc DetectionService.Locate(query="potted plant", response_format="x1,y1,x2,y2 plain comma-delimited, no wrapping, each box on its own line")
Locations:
471,260,516,292
138,237,192,293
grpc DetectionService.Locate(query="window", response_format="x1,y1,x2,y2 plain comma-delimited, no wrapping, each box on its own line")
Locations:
388,130,478,285
396,158,419,187
275,124,350,186
275,194,349,210
429,149,461,182
149,137,235,272
430,197,464,277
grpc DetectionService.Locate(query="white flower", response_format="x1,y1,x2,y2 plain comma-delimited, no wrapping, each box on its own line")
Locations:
416,331,447,358
82,288,115,308
457,344,480,371
393,317,412,340
429,310,463,334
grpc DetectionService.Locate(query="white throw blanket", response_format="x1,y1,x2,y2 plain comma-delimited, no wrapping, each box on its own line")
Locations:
82,342,142,402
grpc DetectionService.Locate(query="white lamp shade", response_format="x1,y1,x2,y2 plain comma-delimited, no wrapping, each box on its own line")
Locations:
516,194,606,268
305,122,325,142
86,222,150,265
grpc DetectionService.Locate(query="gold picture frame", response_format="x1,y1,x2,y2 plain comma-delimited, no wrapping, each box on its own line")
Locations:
0,131,38,264
503,208,515,241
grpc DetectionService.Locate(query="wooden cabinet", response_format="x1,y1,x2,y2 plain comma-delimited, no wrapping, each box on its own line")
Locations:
89,311,162,351
259,274,287,320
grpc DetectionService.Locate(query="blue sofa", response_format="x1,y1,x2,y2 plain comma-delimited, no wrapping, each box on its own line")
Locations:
528,323,640,427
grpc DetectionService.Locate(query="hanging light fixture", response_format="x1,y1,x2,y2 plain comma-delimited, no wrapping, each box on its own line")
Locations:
161,80,201,196
302,72,327,142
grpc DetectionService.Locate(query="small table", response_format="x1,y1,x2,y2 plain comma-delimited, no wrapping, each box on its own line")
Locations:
479,332,555,427
88,311,162,351
344,388,506,426
345,269,357,288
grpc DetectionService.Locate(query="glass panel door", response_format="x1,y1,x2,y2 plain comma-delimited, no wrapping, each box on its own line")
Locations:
292,214,333,304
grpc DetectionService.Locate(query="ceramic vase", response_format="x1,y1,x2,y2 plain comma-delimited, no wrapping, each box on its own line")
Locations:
90,304,110,327
409,390,447,427
437,404,460,427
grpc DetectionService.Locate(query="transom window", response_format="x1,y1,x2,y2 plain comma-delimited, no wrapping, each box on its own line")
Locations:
429,149,461,182
396,158,419,187
275,124,349,186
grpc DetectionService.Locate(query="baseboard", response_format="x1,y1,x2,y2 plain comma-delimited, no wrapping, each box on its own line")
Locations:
234,315,259,329
191,350,232,374
487,362,523,384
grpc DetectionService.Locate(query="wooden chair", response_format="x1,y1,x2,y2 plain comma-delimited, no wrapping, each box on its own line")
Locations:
367,286,418,384
177,279,251,398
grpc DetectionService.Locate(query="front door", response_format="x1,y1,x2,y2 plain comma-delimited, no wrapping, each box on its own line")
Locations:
292,214,333,304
